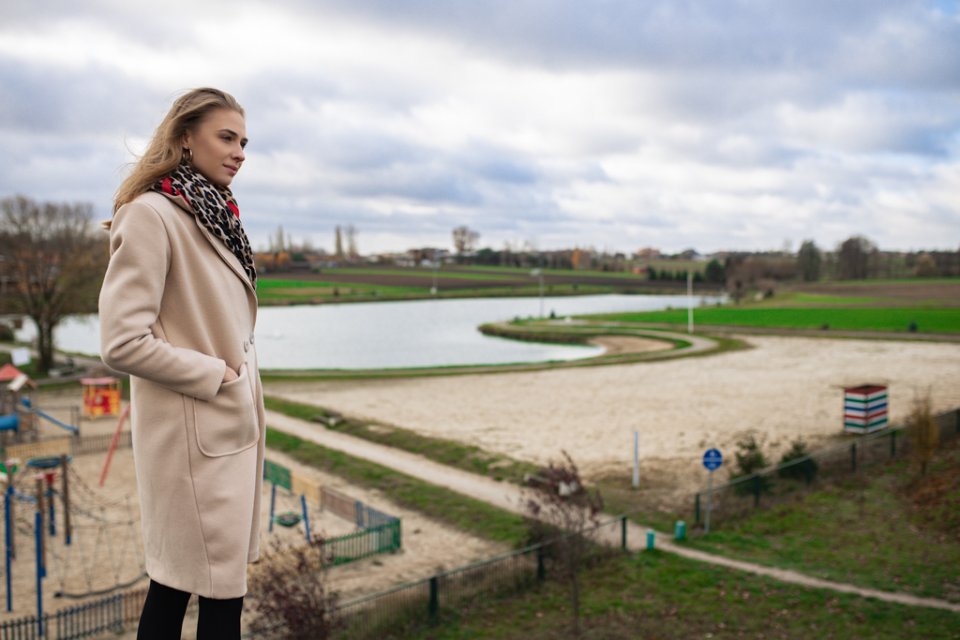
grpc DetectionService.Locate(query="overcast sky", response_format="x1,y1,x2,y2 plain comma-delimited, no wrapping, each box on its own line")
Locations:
1,0,958,255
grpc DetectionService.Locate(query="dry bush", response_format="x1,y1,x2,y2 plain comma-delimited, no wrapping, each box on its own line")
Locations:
909,391,939,477
524,450,604,639
247,537,341,639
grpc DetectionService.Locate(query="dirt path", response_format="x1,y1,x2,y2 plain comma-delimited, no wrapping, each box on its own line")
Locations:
267,410,960,614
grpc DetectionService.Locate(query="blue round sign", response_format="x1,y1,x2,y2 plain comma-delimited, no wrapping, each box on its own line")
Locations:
702,448,723,471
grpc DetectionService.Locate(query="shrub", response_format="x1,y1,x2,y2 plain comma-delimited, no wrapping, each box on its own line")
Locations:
731,432,772,496
777,438,819,483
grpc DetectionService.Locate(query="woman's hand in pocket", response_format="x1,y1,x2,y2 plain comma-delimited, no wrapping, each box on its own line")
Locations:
222,365,239,385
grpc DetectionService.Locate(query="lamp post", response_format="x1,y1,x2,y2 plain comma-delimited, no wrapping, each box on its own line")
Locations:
530,268,544,318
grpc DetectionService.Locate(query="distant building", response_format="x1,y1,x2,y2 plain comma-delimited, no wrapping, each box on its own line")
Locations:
635,247,662,260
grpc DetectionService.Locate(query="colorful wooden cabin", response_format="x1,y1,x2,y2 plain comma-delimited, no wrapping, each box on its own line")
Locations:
843,384,888,434
81,377,121,418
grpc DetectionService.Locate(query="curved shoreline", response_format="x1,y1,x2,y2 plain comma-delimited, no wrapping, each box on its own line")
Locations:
260,324,732,381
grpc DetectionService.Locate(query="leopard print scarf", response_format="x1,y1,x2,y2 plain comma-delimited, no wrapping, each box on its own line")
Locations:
153,161,257,287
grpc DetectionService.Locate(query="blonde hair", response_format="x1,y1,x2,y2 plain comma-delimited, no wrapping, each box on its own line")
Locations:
113,88,244,213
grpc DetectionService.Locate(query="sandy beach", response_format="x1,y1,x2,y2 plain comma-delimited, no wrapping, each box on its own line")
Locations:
267,335,960,491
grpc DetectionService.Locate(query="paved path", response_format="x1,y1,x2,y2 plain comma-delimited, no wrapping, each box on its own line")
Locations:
267,410,960,614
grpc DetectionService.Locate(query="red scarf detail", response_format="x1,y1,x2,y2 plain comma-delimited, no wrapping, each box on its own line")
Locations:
161,177,241,218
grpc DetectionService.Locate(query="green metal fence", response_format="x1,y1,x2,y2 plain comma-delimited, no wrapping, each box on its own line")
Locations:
328,519,401,566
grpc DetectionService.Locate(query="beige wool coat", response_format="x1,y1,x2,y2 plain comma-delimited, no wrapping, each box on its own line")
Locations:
98,190,265,599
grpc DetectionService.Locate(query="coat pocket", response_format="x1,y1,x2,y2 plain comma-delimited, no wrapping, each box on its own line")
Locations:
192,364,259,457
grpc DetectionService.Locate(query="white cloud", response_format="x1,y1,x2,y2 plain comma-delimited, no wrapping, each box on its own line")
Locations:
0,0,958,254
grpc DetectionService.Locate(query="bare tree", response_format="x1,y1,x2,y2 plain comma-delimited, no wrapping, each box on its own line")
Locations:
524,451,604,639
836,235,876,280
909,391,939,477
247,538,341,639
452,225,480,256
0,195,108,373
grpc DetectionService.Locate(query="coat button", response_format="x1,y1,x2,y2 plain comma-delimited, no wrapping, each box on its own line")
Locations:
249,334,255,344
243,340,250,352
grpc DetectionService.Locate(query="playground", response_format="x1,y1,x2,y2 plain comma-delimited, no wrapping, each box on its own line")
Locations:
0,382,506,624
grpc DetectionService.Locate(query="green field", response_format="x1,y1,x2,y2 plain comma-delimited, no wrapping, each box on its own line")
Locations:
590,307,960,333
360,436,960,639
262,410,960,638
423,551,957,639
682,441,960,603
256,278,427,301
257,277,617,305
321,267,521,281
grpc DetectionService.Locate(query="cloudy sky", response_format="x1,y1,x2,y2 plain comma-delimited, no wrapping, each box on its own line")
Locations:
1,0,958,255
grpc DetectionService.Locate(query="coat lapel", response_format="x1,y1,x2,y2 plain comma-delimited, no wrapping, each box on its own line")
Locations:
161,192,257,298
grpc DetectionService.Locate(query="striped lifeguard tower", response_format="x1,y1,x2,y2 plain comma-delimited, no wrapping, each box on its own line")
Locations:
843,384,888,434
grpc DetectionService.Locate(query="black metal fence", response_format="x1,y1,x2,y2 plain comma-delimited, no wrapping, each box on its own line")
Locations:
693,407,960,529
0,586,168,639
328,516,626,640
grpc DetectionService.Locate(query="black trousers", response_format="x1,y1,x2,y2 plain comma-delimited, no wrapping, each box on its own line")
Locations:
137,579,244,640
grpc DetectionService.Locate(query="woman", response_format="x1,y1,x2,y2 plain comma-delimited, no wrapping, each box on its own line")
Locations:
99,88,265,639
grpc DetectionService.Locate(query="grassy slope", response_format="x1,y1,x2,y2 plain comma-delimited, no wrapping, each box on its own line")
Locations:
680,440,960,603
266,424,960,639
423,550,958,640
265,428,529,547
264,396,540,484
264,411,960,638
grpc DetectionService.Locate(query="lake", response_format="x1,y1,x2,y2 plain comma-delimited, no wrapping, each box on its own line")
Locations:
16,294,717,369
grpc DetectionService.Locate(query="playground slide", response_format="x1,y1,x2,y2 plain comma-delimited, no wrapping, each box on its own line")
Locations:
18,400,78,434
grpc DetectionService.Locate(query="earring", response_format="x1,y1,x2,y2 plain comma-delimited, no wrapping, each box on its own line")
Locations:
183,148,193,163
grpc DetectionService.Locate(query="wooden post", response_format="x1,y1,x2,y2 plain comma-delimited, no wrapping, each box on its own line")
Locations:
5,464,13,559
35,477,45,576
428,575,439,621
61,455,71,545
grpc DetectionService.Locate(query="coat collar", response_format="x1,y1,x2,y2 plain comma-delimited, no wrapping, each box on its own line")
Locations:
159,191,257,298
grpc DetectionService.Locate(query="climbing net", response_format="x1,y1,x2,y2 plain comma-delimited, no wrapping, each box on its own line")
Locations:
3,464,146,601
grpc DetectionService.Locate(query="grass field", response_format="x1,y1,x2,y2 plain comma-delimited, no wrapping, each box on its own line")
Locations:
421,550,958,639
263,410,960,638
590,307,960,333
257,277,618,304
365,436,960,639
254,264,710,305
680,439,960,603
